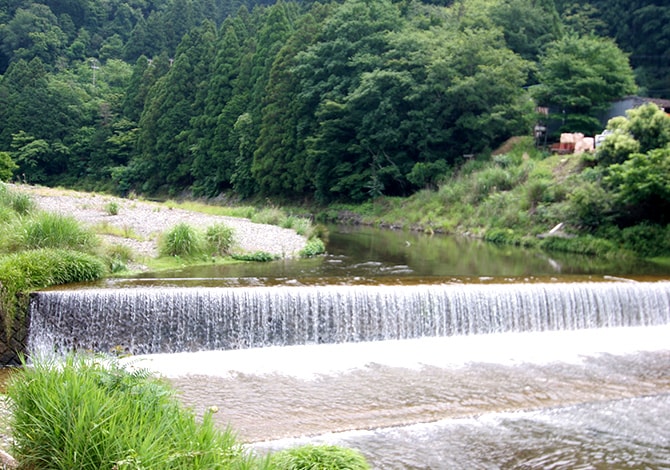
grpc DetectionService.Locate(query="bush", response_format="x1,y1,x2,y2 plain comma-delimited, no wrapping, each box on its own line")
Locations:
252,207,286,226
0,184,35,215
159,223,206,258
6,354,258,470
620,223,670,257
299,238,326,258
21,212,98,252
269,445,370,470
566,182,614,230
205,223,235,256
0,152,17,182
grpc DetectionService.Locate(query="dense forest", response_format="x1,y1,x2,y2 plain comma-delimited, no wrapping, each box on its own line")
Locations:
0,0,668,203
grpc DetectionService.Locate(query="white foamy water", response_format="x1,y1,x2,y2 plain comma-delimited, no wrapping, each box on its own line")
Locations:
126,324,670,379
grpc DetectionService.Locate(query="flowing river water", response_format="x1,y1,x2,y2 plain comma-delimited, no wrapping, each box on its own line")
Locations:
26,227,670,468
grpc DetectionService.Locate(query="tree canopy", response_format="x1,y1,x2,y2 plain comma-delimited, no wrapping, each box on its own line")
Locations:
0,0,662,202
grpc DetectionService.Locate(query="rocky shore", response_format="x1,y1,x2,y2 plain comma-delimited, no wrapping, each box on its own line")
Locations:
12,185,307,264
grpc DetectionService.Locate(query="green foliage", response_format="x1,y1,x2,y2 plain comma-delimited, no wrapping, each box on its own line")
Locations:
252,207,288,226
0,248,106,333
607,147,670,224
299,238,326,258
6,354,258,470
618,223,670,258
205,223,236,256
566,181,613,230
595,129,640,166
0,183,35,215
159,223,206,258
538,235,618,257
18,211,98,252
268,445,370,470
0,152,18,181
104,201,120,215
534,34,636,134
231,251,276,262
624,103,670,154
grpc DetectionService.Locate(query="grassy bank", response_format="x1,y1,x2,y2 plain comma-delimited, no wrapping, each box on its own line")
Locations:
3,354,369,469
317,137,670,261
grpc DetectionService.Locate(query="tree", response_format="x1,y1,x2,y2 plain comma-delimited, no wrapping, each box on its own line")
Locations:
597,103,670,165
0,4,67,66
607,147,670,224
534,34,637,135
0,151,18,181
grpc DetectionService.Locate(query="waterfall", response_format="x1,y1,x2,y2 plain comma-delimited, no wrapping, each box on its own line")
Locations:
28,282,670,356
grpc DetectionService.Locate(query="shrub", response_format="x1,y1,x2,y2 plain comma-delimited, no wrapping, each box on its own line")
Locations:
620,223,670,257
299,238,326,258
6,354,257,470
269,445,370,470
205,223,235,256
159,223,205,258
21,212,98,252
102,244,135,273
566,182,614,230
0,184,35,215
0,151,17,182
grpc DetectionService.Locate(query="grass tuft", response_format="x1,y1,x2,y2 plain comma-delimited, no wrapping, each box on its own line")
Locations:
269,445,370,470
158,223,206,258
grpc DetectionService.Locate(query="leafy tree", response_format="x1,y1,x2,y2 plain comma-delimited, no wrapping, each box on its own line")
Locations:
607,147,670,224
626,102,670,153
0,151,18,181
534,34,637,135
0,4,67,66
489,0,562,63
597,103,670,165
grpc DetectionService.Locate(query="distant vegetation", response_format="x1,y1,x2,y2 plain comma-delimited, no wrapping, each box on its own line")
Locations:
2,0,666,204
0,0,668,255
321,107,670,259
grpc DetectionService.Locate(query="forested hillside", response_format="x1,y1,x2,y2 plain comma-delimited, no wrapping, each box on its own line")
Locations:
0,0,667,203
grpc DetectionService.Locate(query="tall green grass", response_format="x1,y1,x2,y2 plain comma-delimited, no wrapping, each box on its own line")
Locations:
159,223,207,258
0,248,106,334
20,212,99,252
6,355,263,470
206,223,235,256
268,445,370,469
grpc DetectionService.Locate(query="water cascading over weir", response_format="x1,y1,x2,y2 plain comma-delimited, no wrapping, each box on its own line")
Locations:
26,282,670,357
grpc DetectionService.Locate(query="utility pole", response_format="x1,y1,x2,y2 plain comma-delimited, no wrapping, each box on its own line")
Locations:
90,58,100,88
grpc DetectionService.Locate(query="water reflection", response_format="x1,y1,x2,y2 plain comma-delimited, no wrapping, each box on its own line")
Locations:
112,226,670,287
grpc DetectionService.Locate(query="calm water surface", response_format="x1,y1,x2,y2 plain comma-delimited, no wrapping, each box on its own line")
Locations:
110,226,670,287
